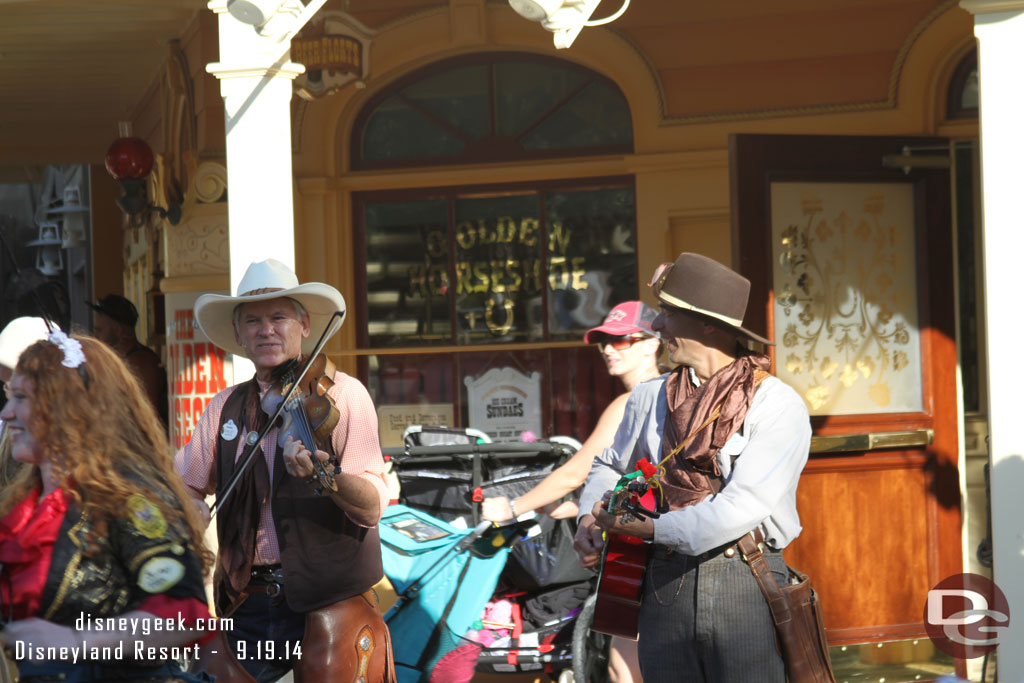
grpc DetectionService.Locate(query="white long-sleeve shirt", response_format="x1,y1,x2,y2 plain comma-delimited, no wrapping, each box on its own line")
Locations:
578,372,811,555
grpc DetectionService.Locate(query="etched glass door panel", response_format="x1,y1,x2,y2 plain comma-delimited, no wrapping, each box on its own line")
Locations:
770,182,923,415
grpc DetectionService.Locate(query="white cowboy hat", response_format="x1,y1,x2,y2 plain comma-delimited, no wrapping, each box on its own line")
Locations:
193,259,346,358
0,316,52,371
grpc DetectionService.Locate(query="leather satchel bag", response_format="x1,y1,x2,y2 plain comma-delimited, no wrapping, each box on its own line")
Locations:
737,533,836,683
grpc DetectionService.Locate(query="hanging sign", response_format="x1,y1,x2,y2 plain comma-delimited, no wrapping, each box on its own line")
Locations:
377,403,456,449
293,12,375,100
464,367,542,442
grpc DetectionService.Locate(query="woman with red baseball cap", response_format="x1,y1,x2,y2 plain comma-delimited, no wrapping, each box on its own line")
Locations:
482,300,664,683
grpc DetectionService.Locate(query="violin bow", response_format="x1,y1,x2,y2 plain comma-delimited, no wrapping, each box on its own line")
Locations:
210,310,344,518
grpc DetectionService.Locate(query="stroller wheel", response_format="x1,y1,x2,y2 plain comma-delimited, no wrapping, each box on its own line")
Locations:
572,593,611,683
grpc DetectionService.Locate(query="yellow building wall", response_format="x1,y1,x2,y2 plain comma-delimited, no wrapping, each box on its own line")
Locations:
115,3,988,674
290,4,976,379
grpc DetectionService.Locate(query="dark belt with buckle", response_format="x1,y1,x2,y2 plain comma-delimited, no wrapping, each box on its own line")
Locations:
699,527,769,560
248,564,284,597
651,527,774,562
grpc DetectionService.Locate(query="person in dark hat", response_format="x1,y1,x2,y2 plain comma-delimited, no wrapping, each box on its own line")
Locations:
573,253,811,683
88,294,168,426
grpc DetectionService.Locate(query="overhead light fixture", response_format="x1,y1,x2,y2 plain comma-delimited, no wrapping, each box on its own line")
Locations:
104,133,181,228
225,0,328,42
508,0,631,49
227,0,294,26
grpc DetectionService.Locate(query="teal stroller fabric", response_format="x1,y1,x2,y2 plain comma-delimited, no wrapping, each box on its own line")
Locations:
381,504,514,682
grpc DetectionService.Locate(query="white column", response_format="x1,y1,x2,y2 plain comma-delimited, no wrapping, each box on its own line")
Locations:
206,0,307,379
960,1,1024,677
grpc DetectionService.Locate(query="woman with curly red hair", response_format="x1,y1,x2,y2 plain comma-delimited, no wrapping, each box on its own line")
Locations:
0,331,214,682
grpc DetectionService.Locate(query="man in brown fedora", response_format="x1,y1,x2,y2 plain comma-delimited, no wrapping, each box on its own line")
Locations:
574,253,811,683
174,259,394,682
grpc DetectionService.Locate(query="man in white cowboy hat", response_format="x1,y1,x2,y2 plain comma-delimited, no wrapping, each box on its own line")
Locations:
573,253,812,683
0,316,52,487
174,259,393,683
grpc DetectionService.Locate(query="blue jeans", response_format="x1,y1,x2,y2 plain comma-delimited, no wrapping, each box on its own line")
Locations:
225,588,306,683
637,544,789,683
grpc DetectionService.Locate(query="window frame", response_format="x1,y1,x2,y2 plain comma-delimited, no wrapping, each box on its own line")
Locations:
352,173,638,352
946,49,978,121
350,52,634,171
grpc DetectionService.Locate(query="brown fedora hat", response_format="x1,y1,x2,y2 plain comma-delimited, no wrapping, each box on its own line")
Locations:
649,253,773,346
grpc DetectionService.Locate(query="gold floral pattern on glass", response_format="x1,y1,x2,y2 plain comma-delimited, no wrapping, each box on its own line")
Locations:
770,183,923,416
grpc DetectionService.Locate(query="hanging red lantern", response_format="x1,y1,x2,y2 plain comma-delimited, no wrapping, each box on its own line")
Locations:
104,137,154,181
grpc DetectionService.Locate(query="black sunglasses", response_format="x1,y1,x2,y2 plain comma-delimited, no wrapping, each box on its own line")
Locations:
592,334,648,351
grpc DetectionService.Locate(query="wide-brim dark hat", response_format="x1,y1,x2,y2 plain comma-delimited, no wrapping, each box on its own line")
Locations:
649,253,773,346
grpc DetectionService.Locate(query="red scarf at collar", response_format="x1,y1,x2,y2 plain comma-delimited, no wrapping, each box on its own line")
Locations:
0,486,68,620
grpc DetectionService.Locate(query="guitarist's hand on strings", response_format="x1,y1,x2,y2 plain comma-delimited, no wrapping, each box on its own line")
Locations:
593,492,655,539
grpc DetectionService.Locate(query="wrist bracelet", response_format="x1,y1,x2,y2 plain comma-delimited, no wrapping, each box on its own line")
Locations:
510,499,518,518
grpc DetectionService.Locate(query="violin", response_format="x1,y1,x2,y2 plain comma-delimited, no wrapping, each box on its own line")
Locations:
261,353,341,493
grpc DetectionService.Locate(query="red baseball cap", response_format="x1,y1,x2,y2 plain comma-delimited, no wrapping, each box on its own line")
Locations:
583,301,661,344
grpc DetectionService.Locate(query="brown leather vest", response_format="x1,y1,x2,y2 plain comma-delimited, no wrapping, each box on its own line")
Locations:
214,379,383,614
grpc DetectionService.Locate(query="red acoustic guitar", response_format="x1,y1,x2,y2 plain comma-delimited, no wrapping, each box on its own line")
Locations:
592,532,649,640
591,465,660,640
591,405,729,639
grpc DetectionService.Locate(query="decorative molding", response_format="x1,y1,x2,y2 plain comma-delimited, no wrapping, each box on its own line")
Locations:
604,25,668,128
160,40,196,216
335,148,725,192
960,0,1024,14
205,63,307,80
192,162,228,204
449,0,488,46
886,0,961,107
374,4,448,34
163,207,229,279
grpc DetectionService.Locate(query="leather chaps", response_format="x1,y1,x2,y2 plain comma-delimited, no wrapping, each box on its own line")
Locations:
294,589,396,683
192,590,396,683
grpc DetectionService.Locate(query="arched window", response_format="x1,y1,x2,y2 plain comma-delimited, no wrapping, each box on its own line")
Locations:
946,49,978,120
352,53,633,169
351,54,637,443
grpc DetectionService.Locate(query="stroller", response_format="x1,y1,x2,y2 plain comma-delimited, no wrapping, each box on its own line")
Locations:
381,427,611,683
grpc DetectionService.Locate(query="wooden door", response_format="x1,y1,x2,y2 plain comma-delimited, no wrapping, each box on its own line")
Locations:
730,134,961,645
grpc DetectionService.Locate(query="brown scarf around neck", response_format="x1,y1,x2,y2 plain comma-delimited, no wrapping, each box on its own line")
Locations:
214,376,272,615
658,353,771,511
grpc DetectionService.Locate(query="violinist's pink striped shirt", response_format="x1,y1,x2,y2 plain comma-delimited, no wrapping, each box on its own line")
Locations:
174,372,389,565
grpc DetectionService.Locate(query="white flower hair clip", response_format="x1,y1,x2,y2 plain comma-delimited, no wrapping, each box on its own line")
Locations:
48,329,86,368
